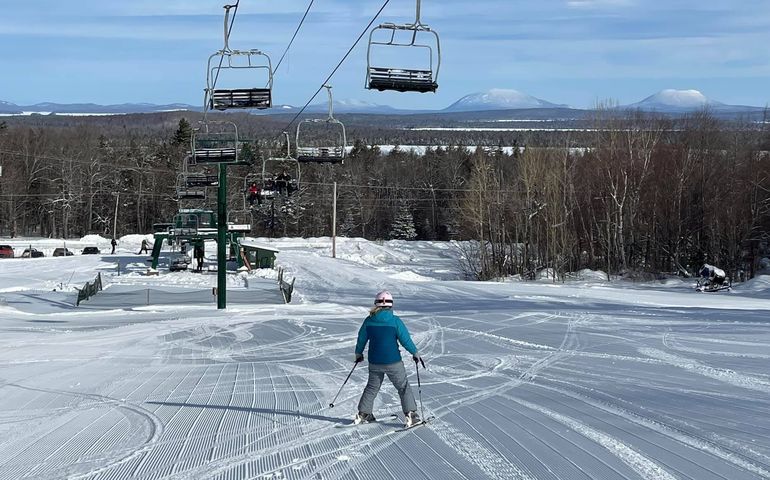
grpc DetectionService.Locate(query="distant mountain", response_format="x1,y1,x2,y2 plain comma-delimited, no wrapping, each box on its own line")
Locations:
0,100,198,115
265,99,417,115
2,88,764,118
0,98,409,116
0,100,22,114
625,89,763,113
303,99,405,115
444,89,568,112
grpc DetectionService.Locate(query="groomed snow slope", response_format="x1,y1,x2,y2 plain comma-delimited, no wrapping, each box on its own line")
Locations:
1,237,770,479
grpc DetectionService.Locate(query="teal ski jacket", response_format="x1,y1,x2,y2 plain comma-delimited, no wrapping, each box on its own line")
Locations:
355,308,418,365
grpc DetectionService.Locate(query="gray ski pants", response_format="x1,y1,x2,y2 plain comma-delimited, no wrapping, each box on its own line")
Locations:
357,361,417,415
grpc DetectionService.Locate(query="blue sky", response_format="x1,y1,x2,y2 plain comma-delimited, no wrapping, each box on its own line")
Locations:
1,0,769,109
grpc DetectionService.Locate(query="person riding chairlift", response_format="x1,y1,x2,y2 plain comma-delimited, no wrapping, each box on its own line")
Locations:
275,169,292,196
248,182,261,206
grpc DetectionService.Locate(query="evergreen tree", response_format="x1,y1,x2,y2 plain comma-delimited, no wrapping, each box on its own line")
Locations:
172,118,192,147
389,202,417,240
340,208,358,237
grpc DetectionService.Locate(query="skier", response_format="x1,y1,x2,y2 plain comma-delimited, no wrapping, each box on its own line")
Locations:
353,290,422,427
699,263,726,289
138,239,150,254
194,244,205,272
110,238,117,254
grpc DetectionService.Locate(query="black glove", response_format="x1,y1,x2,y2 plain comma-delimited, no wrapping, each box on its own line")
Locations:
413,355,425,368
355,353,364,363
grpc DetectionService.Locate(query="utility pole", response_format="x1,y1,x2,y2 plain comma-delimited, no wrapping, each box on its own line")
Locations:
113,192,120,240
217,163,227,309
332,181,337,258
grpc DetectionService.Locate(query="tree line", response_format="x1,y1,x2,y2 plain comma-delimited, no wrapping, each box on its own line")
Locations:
0,110,768,281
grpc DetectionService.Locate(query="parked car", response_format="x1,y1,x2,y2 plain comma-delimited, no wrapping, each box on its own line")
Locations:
169,252,191,272
21,248,45,258
53,247,74,257
82,246,101,255
0,245,13,258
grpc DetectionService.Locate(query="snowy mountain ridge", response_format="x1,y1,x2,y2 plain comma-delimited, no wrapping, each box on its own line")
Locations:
1,88,765,116
626,89,763,113
444,88,568,112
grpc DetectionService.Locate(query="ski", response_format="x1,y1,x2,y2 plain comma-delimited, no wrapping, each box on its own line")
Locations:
336,413,404,428
393,415,434,432
696,285,731,293
335,420,379,428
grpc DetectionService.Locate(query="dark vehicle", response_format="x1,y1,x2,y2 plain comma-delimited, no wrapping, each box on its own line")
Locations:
0,245,13,258
53,248,74,257
21,248,45,258
82,246,101,255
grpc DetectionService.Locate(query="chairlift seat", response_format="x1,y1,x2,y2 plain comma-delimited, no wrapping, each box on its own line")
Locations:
368,67,437,93
210,88,272,110
296,147,344,164
177,189,206,200
186,175,219,187
190,148,238,163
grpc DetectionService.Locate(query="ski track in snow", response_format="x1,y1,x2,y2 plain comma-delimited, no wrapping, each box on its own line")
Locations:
640,348,770,394
512,398,678,480
2,237,770,479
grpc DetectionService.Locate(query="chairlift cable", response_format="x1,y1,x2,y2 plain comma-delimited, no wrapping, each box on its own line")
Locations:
273,0,315,77
276,0,392,137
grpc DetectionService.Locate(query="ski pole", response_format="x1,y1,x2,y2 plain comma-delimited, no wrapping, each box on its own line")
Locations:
328,362,358,408
414,357,426,421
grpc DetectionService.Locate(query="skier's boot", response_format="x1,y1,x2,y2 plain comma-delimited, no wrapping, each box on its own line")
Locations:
405,411,420,427
354,412,376,424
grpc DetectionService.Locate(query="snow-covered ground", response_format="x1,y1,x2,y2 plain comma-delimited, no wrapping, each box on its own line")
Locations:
2,236,770,479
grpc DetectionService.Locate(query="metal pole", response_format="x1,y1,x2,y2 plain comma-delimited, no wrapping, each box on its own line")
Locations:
332,181,337,259
328,362,358,408
113,192,119,240
217,163,227,309
415,357,426,421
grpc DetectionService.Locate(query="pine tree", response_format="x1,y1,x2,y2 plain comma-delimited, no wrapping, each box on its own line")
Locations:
389,202,417,240
340,208,358,237
172,118,192,147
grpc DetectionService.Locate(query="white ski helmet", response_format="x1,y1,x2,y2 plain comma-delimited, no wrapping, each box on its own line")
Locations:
374,290,394,307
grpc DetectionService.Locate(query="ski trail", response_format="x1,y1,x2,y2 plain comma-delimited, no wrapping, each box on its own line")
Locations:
512,397,678,480
640,347,770,394
438,325,556,351
530,380,770,478
429,421,535,480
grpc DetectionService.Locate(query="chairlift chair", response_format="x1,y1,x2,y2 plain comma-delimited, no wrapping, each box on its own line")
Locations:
366,0,440,93
265,131,300,191
176,174,207,200
295,86,346,164
242,133,301,208
243,173,272,209
205,2,273,111
188,121,239,165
